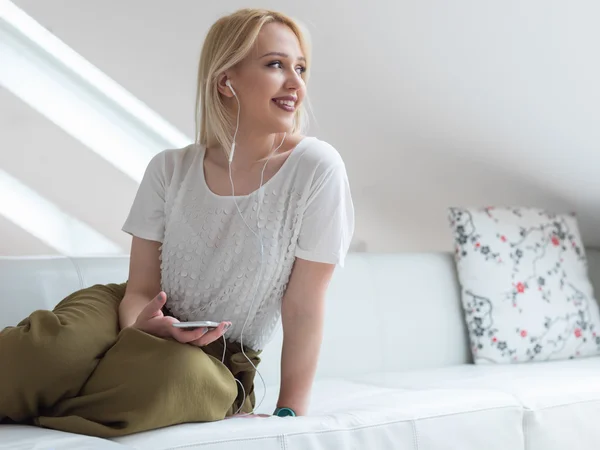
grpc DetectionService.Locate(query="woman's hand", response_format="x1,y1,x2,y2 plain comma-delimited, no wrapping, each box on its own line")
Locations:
133,291,227,344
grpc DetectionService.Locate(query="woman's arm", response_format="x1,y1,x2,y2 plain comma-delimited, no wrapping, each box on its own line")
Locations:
119,236,162,329
277,257,336,416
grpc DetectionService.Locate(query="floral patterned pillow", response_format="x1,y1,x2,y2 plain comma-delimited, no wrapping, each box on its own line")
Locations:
448,207,600,364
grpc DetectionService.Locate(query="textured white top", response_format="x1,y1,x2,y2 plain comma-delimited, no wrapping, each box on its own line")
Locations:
122,137,354,350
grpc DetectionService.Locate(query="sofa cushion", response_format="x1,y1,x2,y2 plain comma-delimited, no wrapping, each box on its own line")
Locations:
352,356,600,450
0,425,131,449
448,206,600,363
108,380,523,450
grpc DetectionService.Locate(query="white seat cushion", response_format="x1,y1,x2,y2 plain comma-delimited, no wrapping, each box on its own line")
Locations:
351,357,600,450
109,380,522,450
0,424,131,449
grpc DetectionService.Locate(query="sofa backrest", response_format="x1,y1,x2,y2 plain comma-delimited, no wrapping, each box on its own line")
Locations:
2,249,600,387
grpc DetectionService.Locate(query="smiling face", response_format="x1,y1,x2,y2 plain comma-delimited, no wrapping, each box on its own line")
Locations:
222,22,307,135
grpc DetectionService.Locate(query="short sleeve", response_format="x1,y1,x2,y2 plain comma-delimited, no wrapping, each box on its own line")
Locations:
121,152,167,242
295,164,355,267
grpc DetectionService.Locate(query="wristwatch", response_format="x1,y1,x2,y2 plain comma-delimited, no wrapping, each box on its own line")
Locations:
273,407,296,417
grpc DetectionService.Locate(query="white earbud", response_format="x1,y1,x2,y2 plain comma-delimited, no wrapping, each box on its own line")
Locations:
225,79,235,95
226,79,238,164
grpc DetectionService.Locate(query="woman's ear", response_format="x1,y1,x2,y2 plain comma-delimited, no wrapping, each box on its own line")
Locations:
217,74,234,98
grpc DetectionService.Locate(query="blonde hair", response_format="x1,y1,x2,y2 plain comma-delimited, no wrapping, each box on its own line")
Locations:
195,8,311,154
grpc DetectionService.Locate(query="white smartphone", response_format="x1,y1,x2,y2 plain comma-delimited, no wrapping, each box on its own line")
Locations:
172,321,220,330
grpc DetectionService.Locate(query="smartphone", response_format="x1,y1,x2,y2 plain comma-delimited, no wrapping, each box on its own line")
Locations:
172,321,220,331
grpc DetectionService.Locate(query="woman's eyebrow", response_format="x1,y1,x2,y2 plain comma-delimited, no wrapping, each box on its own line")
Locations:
260,51,306,62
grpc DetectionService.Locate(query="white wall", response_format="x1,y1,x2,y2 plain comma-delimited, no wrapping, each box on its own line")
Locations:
2,0,600,255
0,86,138,254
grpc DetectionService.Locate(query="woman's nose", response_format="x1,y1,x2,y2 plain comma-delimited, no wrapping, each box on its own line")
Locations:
284,69,303,90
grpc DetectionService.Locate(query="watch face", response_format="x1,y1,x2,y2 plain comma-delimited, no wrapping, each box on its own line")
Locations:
276,407,295,417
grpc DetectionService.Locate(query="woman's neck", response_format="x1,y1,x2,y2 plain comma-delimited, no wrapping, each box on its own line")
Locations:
209,131,287,169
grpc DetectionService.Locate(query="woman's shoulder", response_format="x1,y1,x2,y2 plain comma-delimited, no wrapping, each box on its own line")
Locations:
158,143,201,167
145,143,202,178
296,136,346,174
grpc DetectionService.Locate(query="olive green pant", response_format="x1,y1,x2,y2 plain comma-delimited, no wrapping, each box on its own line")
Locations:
0,283,260,437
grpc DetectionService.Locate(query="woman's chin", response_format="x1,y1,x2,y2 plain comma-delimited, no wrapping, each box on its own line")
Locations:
270,119,295,134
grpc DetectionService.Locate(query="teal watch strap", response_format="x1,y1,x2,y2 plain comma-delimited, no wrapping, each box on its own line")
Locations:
273,407,296,417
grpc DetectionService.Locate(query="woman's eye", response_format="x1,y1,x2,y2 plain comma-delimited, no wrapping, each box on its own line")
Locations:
268,61,306,75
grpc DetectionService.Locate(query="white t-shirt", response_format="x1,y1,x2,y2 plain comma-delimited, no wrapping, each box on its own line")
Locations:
122,136,354,350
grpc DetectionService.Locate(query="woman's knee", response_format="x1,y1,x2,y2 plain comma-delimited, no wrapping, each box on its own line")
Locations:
0,313,104,421
1,309,115,386
74,328,238,423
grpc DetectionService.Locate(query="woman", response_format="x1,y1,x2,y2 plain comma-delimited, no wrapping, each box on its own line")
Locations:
0,8,354,436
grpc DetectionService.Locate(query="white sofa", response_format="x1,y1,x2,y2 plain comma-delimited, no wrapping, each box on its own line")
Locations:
2,250,600,450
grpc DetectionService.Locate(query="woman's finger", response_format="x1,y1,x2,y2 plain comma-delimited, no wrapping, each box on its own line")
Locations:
170,324,210,343
192,321,231,347
137,291,166,322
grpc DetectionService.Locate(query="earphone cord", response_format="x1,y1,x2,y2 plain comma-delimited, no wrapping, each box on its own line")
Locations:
227,134,286,416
